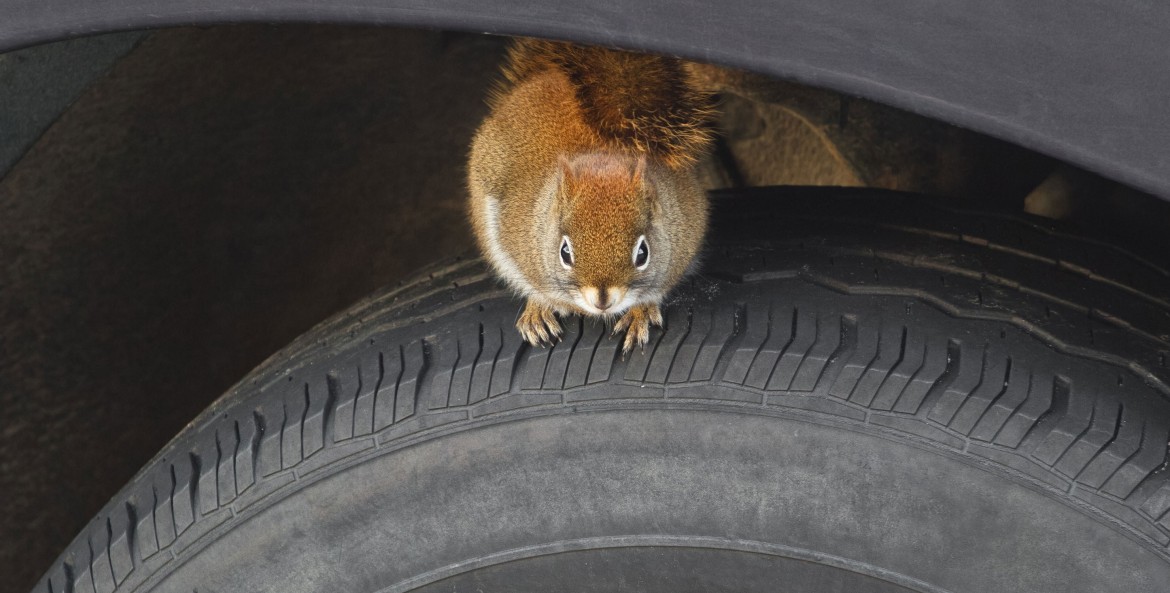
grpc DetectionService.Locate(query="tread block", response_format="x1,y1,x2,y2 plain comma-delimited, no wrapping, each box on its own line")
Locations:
280,385,307,469
969,366,1031,443
252,400,284,477
72,557,97,593
544,316,582,390
107,509,134,585
520,339,551,390
622,320,665,383
215,425,237,506
828,316,880,399
370,350,398,432
669,308,711,384
125,488,158,561
395,339,426,423
253,400,283,477
1055,400,1123,479
87,524,116,593
789,312,843,392
427,329,462,409
41,563,69,593
303,374,332,457
849,324,907,407
330,364,361,442
150,471,176,549
1077,404,1143,489
721,302,770,385
644,308,693,384
1030,379,1093,466
170,457,196,535
744,305,793,389
450,326,483,406
350,352,380,437
233,414,258,495
766,307,817,391
995,373,1059,449
947,355,1012,435
869,326,926,410
470,323,503,402
586,331,622,385
491,326,527,395
689,304,739,383
192,440,218,516
1104,420,1169,499
1139,479,1170,521
891,337,954,415
565,318,605,389
926,341,986,425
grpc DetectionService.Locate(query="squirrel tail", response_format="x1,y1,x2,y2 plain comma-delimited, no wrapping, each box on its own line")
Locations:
493,38,716,169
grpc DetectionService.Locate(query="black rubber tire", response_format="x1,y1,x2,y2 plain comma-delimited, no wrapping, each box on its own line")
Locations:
34,188,1170,593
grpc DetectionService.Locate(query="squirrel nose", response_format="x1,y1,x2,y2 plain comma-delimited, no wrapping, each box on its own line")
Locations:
582,286,625,312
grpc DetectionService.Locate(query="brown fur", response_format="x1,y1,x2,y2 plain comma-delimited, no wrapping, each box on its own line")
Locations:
558,154,650,290
493,39,715,169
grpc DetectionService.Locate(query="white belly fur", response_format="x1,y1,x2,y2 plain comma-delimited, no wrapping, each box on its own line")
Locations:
481,196,536,297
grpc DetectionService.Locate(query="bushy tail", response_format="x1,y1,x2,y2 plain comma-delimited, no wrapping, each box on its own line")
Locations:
494,38,715,169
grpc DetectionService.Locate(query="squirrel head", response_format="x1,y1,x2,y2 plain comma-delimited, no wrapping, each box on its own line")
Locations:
549,152,667,317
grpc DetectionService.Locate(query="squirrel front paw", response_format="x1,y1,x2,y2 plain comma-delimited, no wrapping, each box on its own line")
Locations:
517,300,563,347
612,304,664,354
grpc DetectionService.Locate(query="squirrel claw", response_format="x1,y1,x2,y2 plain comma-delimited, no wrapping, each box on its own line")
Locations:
615,304,663,355
517,301,562,348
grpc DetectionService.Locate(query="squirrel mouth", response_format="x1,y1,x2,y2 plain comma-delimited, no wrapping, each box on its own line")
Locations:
574,290,636,317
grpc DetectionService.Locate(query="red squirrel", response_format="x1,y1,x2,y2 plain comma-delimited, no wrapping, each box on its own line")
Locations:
468,39,715,353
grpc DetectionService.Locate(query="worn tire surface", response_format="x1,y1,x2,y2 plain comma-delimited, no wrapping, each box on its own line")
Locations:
34,188,1170,592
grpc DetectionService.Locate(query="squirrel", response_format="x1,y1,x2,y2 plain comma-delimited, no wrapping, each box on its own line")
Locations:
467,39,715,353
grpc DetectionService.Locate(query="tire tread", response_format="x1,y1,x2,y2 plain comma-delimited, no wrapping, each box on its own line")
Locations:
33,189,1170,592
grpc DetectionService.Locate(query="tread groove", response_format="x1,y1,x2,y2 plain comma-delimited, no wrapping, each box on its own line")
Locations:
188,452,201,522
104,518,115,586
829,316,881,399
733,303,771,386
897,339,960,415
370,351,388,431
959,356,1013,435
149,485,160,555
663,308,695,384
927,344,987,426
812,314,854,392
343,363,362,440
1086,410,1145,490
323,372,340,446
507,335,531,393
250,410,265,485
842,323,884,402
1072,403,1126,482
122,502,137,570
1018,376,1073,453
409,340,430,418
693,304,741,383
214,428,231,505
86,539,97,593
167,465,178,540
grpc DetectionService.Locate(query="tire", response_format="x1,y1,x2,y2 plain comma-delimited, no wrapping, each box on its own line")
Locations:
35,187,1170,593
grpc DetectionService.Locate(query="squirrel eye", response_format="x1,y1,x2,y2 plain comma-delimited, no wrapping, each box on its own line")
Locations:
633,235,649,270
560,235,574,269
